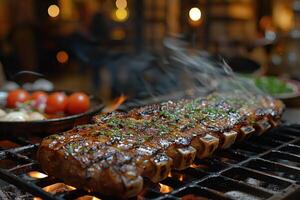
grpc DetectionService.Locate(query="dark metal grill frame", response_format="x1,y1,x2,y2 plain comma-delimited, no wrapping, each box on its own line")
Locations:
0,124,299,200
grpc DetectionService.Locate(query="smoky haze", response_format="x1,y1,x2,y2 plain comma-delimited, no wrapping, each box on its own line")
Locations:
121,38,262,109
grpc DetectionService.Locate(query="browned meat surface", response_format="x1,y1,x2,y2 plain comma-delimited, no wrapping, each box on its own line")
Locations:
38,92,284,198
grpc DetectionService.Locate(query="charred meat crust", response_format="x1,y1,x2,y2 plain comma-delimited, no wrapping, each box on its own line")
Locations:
38,93,284,198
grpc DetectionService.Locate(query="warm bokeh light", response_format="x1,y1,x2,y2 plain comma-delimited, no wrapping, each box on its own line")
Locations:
273,3,294,31
189,7,201,22
116,0,127,9
56,50,69,64
114,8,129,22
48,4,60,18
111,28,126,40
228,4,253,20
259,16,273,30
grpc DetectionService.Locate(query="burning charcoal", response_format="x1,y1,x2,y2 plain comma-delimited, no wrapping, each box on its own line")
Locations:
0,185,33,200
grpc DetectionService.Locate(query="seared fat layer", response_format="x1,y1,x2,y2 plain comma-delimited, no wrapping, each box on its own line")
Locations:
38,93,284,198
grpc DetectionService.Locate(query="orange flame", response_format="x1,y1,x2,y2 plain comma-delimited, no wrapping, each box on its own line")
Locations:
190,163,208,169
27,171,48,179
190,163,200,168
159,183,173,193
170,172,184,182
43,183,76,192
33,183,76,200
76,196,102,200
179,174,184,182
102,95,127,113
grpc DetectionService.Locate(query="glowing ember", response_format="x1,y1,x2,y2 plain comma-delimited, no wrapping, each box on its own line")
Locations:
27,171,48,179
42,183,76,193
159,183,173,193
171,172,184,182
179,174,184,182
76,196,101,200
190,163,208,169
102,94,127,113
190,163,200,168
33,183,76,200
0,140,20,148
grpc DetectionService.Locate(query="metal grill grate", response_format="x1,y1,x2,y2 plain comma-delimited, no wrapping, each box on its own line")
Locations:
0,124,299,200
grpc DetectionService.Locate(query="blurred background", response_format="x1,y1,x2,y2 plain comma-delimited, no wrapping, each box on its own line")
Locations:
0,0,300,101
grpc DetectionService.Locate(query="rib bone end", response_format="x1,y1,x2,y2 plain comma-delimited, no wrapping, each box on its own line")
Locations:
221,130,238,149
175,146,197,170
239,126,255,141
255,119,271,136
197,134,219,159
148,154,173,183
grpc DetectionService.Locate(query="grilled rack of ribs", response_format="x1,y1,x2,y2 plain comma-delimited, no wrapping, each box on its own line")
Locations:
38,92,284,198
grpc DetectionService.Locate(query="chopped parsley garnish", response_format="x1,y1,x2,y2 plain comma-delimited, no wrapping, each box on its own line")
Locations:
143,135,153,141
157,124,170,135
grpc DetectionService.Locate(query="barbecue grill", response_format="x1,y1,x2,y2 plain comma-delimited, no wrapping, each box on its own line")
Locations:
0,123,299,200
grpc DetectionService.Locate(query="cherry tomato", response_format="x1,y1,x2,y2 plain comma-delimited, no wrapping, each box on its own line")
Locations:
31,91,48,103
45,92,68,114
6,89,30,108
31,91,48,111
67,92,90,114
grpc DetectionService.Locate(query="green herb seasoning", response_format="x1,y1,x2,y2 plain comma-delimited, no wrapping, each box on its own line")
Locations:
157,124,170,135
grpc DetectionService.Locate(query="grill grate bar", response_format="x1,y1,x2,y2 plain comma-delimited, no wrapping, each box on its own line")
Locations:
0,125,298,200
7,144,38,154
268,150,300,159
154,127,300,199
219,174,281,195
242,158,300,182
172,185,233,200
196,176,273,200
7,162,36,174
252,157,300,172
279,144,300,155
198,186,234,200
0,168,62,200
237,165,295,185
221,167,292,192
